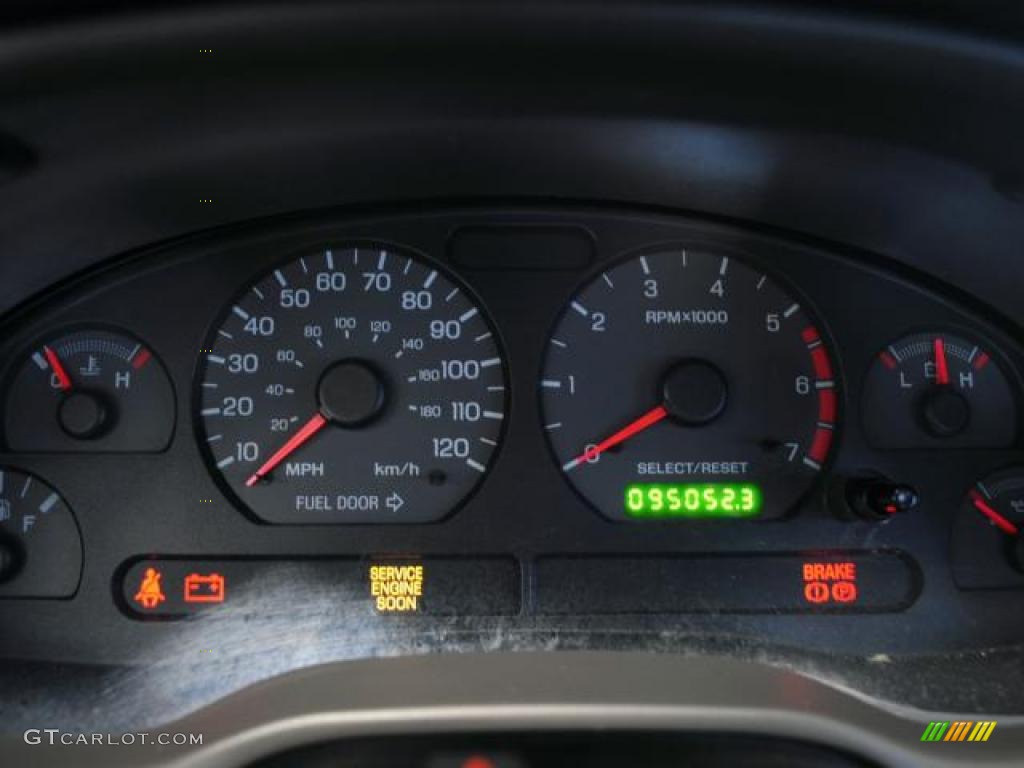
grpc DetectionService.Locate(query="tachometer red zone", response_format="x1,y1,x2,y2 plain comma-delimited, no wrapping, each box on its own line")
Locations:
802,326,836,468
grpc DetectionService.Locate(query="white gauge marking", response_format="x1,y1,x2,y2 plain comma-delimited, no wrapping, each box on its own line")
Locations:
39,493,59,514
217,456,236,469
274,270,287,287
201,407,221,416
424,270,438,289
783,303,800,318
571,301,588,317
602,273,614,288
639,256,650,275
32,352,47,370
480,357,500,368
232,306,250,320
459,307,479,323
325,250,334,269
541,379,561,388
466,458,486,473
719,257,729,275
483,411,503,420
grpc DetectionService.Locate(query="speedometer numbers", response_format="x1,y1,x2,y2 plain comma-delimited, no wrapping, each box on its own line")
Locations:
198,246,506,524
541,249,838,521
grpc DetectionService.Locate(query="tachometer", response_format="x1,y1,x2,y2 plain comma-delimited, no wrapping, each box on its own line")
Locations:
541,248,838,521
198,245,507,524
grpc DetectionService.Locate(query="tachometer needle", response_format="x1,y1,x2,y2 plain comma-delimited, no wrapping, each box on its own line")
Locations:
934,337,950,386
563,405,668,472
969,490,1019,536
245,412,328,487
43,345,72,391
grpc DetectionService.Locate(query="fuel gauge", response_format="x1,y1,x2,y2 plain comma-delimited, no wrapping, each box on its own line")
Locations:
0,468,82,598
862,331,1017,449
3,328,175,452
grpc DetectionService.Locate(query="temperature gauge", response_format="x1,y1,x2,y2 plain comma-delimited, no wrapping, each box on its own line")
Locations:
952,468,1024,589
862,331,1017,449
3,328,175,452
0,468,82,598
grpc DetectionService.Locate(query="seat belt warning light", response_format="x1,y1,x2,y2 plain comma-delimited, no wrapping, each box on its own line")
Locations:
183,572,226,603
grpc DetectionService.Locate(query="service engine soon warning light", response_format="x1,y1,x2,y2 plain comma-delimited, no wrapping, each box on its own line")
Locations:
624,483,762,518
369,563,425,613
802,561,858,605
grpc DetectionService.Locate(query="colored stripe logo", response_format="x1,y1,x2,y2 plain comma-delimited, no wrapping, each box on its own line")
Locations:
921,721,997,742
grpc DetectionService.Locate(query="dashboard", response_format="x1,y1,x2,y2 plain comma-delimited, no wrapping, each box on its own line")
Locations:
1,2,1023,767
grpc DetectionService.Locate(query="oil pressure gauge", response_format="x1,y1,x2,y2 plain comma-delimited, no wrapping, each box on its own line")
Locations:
952,467,1024,589
862,331,1017,449
3,328,175,452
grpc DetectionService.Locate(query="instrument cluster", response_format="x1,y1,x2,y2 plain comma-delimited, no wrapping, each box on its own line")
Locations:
0,207,1021,664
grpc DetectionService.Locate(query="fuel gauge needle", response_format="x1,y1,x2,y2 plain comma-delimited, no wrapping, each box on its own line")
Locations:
563,405,668,472
245,412,328,487
43,345,72,391
969,490,1019,535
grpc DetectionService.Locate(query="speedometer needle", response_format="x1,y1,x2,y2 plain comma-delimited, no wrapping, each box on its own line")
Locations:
563,405,668,472
245,412,328,487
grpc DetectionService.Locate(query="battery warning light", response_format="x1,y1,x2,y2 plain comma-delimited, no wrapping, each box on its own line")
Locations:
802,561,858,605
184,572,226,603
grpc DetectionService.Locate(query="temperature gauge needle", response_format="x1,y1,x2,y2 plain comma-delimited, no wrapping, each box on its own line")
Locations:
563,405,668,472
934,337,950,386
245,412,328,487
969,490,1019,536
43,346,72,391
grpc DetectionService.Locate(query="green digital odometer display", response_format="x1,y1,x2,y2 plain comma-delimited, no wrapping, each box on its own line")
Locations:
624,483,762,518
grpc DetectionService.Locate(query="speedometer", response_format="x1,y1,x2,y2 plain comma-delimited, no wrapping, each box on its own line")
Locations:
198,245,507,524
541,248,838,521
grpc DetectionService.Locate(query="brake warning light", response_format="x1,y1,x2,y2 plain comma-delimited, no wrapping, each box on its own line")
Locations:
802,560,858,605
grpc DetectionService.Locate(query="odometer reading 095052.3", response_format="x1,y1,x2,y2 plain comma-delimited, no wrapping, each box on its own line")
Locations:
198,246,506,524
542,249,838,521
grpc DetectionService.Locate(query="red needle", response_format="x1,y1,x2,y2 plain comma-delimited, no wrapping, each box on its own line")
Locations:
970,491,1019,536
564,405,668,472
43,346,72,391
245,412,328,487
934,337,950,386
